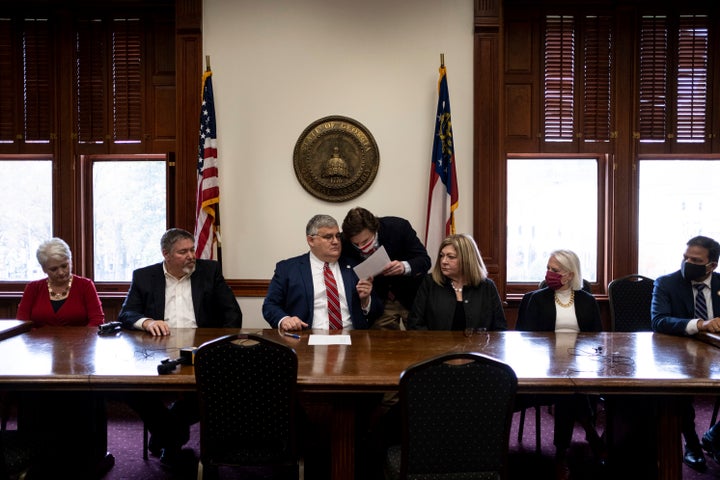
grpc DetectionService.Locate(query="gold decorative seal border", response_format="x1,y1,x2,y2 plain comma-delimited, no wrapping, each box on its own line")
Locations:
293,115,380,202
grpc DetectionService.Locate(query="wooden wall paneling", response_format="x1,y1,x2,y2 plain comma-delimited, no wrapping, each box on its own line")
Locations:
149,18,176,152
474,3,504,295
174,0,202,232
609,6,637,280
505,84,533,141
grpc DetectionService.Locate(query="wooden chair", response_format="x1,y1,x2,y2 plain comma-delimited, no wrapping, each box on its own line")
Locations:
384,352,517,480
194,333,299,479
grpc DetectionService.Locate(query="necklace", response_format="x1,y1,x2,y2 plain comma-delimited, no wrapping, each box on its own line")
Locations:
554,289,574,308
450,281,463,292
48,275,73,299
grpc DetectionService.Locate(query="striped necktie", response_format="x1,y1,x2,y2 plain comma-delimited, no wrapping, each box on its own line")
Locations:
324,262,343,330
695,283,708,320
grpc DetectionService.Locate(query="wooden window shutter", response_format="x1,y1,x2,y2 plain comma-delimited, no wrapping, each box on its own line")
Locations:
23,18,52,143
582,15,613,143
76,19,106,144
112,18,141,143
676,14,708,144
544,15,575,142
0,19,14,143
638,16,668,143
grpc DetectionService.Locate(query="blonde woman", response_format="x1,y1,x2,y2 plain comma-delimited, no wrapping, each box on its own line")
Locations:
408,234,506,331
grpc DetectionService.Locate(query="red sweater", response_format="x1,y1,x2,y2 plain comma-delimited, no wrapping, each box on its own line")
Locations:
17,275,104,327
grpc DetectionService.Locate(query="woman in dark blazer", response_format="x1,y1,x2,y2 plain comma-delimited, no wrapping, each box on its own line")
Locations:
408,234,506,331
516,249,604,478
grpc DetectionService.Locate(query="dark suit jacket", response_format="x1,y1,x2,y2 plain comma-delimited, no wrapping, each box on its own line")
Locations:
516,287,602,332
651,270,720,336
341,216,430,310
407,274,507,331
117,259,242,329
262,253,382,329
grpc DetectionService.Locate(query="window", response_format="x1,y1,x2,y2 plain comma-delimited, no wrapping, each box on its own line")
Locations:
638,158,720,279
542,14,613,145
507,157,600,283
0,3,177,287
544,15,575,142
638,14,710,147
0,158,52,280
498,4,718,298
89,156,167,281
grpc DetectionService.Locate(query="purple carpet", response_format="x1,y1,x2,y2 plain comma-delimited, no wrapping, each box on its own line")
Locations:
48,394,720,479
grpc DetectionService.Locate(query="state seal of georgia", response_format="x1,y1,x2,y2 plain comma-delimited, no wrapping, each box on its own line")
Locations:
293,115,380,202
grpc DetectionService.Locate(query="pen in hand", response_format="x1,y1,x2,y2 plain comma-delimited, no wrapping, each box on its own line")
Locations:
282,331,301,339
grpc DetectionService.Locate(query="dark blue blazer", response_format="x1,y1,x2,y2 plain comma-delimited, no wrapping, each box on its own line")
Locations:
117,259,242,329
262,253,382,329
651,270,720,336
341,216,430,310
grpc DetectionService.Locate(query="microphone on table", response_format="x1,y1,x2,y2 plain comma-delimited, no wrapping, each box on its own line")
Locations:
98,321,122,335
157,347,197,375
157,357,184,375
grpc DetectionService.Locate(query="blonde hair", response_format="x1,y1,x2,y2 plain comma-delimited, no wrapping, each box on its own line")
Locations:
549,249,583,291
431,234,488,286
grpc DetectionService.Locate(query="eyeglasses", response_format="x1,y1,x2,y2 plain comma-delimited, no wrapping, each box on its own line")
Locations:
311,233,342,241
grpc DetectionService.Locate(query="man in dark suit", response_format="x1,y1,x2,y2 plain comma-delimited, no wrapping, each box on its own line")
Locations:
263,214,381,331
341,207,430,330
118,228,242,332
118,227,242,468
652,235,720,471
262,214,381,479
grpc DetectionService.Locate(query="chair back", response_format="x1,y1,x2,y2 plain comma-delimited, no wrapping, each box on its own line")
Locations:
397,352,517,480
608,274,655,332
194,333,298,472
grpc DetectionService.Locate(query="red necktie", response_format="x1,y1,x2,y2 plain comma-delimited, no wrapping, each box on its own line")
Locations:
324,262,343,330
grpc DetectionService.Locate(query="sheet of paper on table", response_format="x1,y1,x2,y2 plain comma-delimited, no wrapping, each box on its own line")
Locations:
308,335,353,345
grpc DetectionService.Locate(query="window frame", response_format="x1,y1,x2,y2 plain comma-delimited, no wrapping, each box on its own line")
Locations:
0,1,187,297
504,152,610,297
492,2,719,305
79,153,170,285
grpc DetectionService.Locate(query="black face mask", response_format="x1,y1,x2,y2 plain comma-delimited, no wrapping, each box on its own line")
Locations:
681,260,709,282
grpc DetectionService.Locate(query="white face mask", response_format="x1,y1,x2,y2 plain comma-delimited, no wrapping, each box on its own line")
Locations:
356,234,376,255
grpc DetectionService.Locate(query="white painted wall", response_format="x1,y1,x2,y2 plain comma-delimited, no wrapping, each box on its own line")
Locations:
204,0,475,327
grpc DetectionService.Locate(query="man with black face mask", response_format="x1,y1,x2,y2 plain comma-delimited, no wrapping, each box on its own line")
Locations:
651,234,720,471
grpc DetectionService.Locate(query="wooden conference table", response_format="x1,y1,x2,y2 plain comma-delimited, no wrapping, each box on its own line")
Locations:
1,326,720,479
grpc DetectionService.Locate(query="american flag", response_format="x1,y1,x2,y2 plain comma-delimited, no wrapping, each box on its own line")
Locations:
425,63,458,261
194,70,220,260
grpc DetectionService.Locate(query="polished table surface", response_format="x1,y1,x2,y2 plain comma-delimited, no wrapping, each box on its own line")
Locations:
0,327,718,479
0,327,718,393
0,319,31,341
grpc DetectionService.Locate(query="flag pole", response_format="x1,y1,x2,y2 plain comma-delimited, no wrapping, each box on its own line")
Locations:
440,53,444,67
203,54,222,266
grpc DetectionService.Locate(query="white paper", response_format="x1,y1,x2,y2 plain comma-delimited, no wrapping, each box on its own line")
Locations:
309,334,352,345
352,245,391,280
